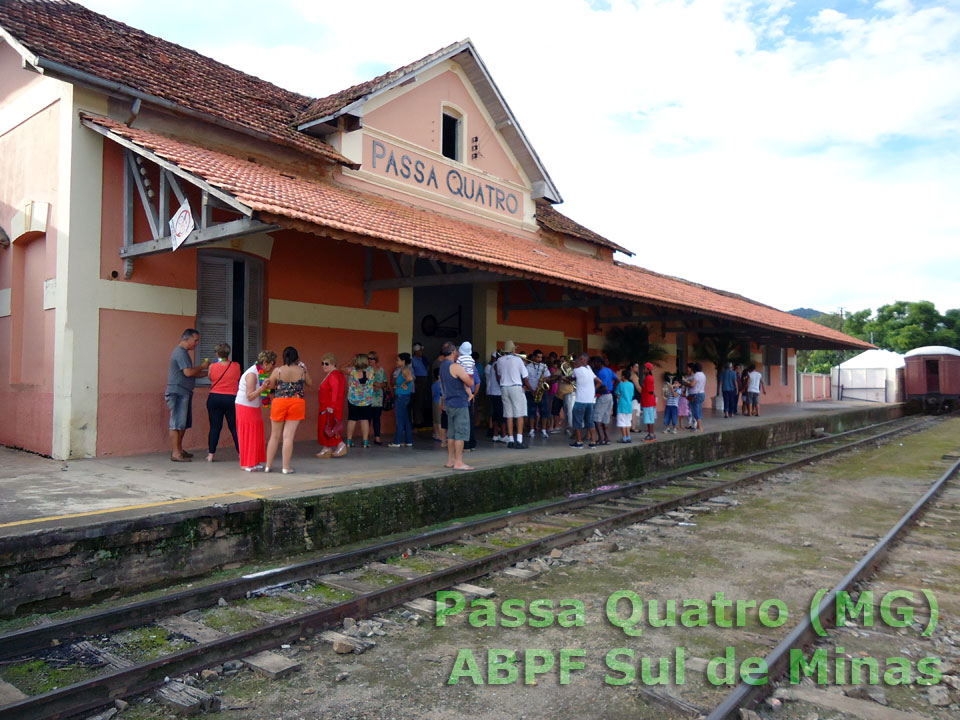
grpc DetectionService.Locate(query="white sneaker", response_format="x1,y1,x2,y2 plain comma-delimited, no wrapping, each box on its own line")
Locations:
492,435,501,443
528,429,535,437
541,429,549,438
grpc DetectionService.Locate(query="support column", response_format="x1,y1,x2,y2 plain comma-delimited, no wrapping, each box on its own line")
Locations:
51,86,107,459
472,282,498,357
472,282,493,357
397,287,413,357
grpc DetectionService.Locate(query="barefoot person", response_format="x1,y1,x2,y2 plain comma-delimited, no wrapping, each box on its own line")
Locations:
439,341,475,470
165,328,210,462
264,346,312,474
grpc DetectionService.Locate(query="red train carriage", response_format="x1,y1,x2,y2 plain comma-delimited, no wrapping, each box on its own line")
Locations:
904,346,960,413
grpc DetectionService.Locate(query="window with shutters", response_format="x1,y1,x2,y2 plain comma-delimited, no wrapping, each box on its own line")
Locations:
196,252,263,382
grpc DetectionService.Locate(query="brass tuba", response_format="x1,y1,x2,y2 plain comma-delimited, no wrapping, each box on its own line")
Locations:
558,357,575,393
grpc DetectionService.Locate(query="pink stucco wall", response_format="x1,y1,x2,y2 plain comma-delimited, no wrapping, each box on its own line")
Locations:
764,349,795,405
0,43,46,102
800,373,831,401
364,69,524,186
97,309,195,456
96,309,404,457
0,62,60,455
339,67,539,239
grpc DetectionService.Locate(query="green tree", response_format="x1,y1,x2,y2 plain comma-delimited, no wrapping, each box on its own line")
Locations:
863,301,958,352
842,309,871,339
798,302,960,373
797,312,861,373
602,325,666,368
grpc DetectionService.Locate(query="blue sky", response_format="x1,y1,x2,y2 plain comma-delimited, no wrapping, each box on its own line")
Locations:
80,0,960,315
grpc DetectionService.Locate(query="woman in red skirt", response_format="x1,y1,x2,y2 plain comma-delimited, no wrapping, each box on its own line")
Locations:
316,352,347,458
235,350,277,471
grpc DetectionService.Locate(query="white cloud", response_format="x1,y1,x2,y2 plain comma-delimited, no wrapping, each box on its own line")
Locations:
77,0,960,313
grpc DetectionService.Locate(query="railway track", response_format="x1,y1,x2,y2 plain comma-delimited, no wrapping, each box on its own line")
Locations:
0,415,932,719
707,446,960,719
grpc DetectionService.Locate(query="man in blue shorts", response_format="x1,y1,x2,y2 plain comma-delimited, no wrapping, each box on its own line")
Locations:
166,328,209,461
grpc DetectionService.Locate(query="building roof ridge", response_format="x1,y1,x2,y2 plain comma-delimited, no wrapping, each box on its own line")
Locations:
0,0,352,165
297,39,471,127
295,38,563,204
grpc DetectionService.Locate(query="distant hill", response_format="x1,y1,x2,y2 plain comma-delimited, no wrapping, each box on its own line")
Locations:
789,308,825,319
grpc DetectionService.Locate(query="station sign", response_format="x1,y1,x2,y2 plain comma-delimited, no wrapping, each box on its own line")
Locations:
365,136,522,218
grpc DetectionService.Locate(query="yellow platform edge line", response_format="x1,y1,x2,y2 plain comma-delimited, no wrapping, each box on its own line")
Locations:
0,488,275,530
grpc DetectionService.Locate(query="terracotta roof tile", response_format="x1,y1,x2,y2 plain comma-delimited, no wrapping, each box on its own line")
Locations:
535,202,633,256
82,113,870,350
0,0,351,165
296,40,467,127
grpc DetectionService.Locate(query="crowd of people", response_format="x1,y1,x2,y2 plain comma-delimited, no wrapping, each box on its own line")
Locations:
164,329,768,473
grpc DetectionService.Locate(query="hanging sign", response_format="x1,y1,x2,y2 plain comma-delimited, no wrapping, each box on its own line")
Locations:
169,200,195,251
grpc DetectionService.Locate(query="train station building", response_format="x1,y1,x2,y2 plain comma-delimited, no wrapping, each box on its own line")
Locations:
0,0,870,460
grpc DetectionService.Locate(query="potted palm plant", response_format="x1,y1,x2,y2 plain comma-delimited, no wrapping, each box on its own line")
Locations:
693,334,750,411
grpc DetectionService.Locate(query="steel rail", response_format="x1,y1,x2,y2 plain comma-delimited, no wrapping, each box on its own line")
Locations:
0,418,929,720
0,417,919,661
706,455,960,720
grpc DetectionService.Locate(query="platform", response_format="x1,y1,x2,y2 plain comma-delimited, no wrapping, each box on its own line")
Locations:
0,400,903,615
1,400,894,534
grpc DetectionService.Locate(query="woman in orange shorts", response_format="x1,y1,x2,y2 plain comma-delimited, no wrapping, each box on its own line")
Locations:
265,346,312,474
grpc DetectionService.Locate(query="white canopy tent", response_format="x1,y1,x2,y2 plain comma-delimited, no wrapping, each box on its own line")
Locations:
831,349,905,403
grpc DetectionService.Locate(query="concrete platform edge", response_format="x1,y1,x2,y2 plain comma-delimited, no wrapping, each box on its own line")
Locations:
0,404,903,616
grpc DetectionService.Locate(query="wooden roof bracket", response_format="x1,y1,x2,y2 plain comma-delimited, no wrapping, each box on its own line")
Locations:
83,119,276,276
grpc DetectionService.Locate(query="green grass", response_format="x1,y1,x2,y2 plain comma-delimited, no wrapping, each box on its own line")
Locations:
385,554,443,574
356,571,402,588
0,658,101,695
486,535,530,549
302,583,354,603
433,543,490,560
111,626,191,661
200,607,262,633
242,594,307,616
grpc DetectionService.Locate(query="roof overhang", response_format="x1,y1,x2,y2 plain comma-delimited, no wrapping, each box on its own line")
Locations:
297,41,563,204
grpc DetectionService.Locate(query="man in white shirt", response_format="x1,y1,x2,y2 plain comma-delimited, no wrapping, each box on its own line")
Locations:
570,353,603,448
495,340,528,449
746,364,765,416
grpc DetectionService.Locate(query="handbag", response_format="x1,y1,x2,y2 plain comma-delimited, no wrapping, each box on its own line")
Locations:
382,389,394,412
324,411,343,438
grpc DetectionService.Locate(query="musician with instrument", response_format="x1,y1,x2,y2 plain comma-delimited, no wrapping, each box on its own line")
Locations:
524,349,555,440
556,355,577,434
